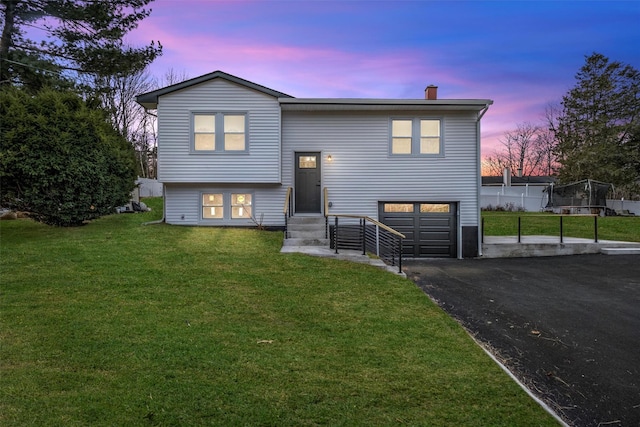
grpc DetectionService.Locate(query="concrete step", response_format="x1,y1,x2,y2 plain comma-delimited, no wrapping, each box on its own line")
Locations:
601,247,640,255
282,238,330,247
287,221,325,231
284,216,328,247
287,216,325,225
288,230,327,239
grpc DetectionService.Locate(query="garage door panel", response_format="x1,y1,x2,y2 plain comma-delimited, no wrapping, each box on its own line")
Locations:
380,202,457,258
382,217,415,227
419,217,452,228
402,232,416,242
419,231,452,241
419,245,453,256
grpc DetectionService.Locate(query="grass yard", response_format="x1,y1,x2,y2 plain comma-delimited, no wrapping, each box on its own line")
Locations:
482,211,640,242
1,198,557,426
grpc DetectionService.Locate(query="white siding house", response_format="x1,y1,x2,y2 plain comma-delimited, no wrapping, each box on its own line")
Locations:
137,71,492,258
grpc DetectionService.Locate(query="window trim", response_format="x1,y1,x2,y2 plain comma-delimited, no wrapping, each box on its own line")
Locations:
191,112,249,154
230,193,253,219
200,191,255,221
389,117,444,157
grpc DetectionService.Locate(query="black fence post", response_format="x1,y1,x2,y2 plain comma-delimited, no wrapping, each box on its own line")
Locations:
398,236,403,274
481,217,484,244
325,216,328,239
560,216,564,243
518,216,521,243
334,217,339,254
361,218,366,255
284,214,287,239
594,215,598,243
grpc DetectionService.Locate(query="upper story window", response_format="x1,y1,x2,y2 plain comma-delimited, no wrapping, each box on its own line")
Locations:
391,118,441,155
194,115,216,150
193,113,246,152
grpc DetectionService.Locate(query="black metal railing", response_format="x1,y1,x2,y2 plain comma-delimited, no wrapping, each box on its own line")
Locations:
327,214,405,273
283,187,293,239
482,214,599,243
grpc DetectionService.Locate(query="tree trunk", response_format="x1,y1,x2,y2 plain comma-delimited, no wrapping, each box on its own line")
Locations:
0,0,18,82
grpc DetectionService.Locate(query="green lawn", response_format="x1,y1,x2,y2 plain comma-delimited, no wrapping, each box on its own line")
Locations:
482,211,640,242
1,198,557,426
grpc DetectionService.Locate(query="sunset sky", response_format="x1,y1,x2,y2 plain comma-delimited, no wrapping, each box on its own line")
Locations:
125,0,640,157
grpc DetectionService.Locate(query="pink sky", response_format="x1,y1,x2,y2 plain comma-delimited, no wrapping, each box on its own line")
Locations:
125,0,640,160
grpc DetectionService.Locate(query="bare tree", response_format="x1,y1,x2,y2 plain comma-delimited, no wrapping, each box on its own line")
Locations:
162,68,190,86
96,66,155,177
132,68,190,178
485,122,557,177
96,67,191,179
99,69,154,140
536,106,562,177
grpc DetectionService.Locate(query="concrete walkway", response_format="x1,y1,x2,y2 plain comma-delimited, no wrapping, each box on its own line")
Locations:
280,236,640,276
482,235,640,258
280,245,406,277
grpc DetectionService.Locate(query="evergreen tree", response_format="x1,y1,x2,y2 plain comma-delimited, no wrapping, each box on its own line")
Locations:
0,0,162,92
551,53,640,196
0,87,137,226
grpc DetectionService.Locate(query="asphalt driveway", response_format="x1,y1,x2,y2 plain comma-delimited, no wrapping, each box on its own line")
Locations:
404,254,640,427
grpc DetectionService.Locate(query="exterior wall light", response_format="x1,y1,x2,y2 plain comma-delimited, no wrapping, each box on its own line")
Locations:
327,155,332,162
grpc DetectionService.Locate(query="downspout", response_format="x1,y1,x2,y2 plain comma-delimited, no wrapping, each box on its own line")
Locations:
476,103,491,257
142,183,166,225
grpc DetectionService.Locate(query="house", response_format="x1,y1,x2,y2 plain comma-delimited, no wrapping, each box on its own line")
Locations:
136,71,492,258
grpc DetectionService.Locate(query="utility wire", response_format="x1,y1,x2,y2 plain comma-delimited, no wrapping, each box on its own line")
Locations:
1,56,90,74
0,57,61,75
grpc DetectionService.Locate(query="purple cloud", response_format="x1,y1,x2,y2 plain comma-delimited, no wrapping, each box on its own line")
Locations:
126,0,639,166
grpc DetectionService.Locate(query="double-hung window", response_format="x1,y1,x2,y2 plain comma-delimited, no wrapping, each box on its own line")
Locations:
202,193,223,219
231,193,252,219
193,113,246,152
391,118,442,155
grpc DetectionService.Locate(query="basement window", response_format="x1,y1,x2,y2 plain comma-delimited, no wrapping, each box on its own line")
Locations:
231,194,252,219
201,192,254,221
202,193,223,219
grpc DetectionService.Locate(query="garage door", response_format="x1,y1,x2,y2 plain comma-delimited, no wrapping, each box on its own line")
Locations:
379,202,457,258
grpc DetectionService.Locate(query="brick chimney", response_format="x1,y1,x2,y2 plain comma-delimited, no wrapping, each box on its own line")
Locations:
425,85,438,100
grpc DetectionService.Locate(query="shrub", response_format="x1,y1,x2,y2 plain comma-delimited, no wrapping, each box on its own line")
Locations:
482,203,526,212
0,88,136,226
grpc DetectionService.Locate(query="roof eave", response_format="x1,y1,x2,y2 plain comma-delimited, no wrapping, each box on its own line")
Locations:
279,98,493,112
135,70,294,109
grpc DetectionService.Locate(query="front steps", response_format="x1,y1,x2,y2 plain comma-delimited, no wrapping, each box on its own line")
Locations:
282,215,329,247
280,215,406,277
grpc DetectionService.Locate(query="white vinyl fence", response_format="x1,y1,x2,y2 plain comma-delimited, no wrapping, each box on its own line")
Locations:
481,185,549,212
481,185,639,215
606,199,640,215
136,178,163,197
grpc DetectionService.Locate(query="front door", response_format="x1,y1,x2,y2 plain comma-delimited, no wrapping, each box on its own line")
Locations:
295,152,321,213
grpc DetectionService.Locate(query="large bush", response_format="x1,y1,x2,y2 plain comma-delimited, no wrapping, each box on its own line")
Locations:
0,88,137,226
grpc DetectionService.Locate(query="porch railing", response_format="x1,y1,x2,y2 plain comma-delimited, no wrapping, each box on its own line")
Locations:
481,214,599,243
283,186,293,238
327,214,405,273
324,188,405,273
